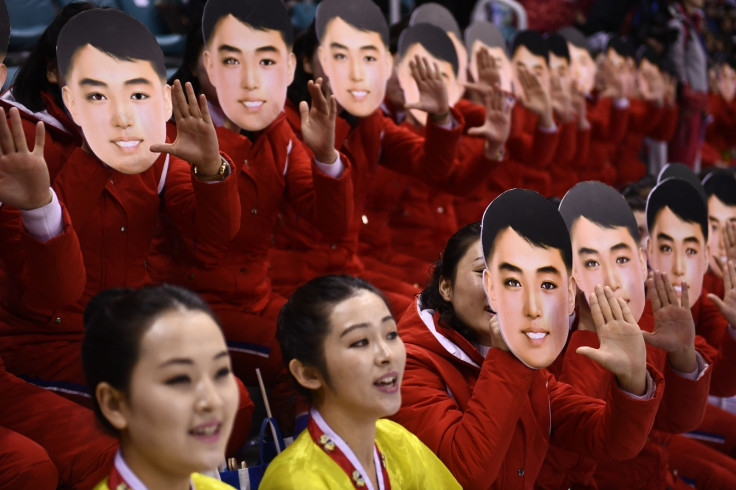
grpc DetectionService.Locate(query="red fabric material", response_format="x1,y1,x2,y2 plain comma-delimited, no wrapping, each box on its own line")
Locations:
705,94,736,166
0,148,241,384
539,301,712,489
149,114,352,315
392,299,663,490
577,97,629,186
703,269,725,299
668,89,708,170
271,102,464,307
0,426,58,490
0,90,82,183
691,294,736,397
1,363,117,489
613,99,664,187
668,433,736,488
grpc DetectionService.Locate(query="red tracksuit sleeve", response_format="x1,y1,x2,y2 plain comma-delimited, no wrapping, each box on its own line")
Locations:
0,203,85,308
378,108,465,185
507,106,560,168
548,368,663,461
282,140,354,238
160,154,241,261
397,347,536,489
648,104,679,141
570,126,591,169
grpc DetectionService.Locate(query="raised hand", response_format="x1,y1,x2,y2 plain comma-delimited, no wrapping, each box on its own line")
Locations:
0,107,51,210
300,77,338,164
150,80,222,176
404,55,450,124
598,58,625,99
465,83,512,150
708,260,736,328
476,47,501,88
571,80,590,130
550,73,574,122
576,285,647,395
663,75,677,107
712,220,736,278
518,67,553,128
489,313,509,353
644,271,696,373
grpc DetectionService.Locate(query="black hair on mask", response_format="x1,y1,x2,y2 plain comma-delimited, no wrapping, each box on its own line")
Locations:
202,0,294,49
658,162,708,205
481,188,572,271
557,26,591,53
410,2,461,40
703,169,736,207
606,35,635,59
398,23,458,76
464,20,506,55
57,9,165,80
510,30,548,65
636,45,660,68
646,177,708,241
315,0,389,48
545,32,570,62
559,181,640,244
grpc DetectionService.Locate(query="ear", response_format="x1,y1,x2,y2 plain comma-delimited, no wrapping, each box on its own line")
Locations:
638,246,648,278
483,268,496,311
645,234,653,263
567,275,576,315
162,83,173,121
317,46,328,78
45,60,57,84
287,51,296,86
289,358,324,392
62,85,81,126
438,276,453,302
383,51,393,82
303,54,314,76
96,382,129,431
203,49,215,86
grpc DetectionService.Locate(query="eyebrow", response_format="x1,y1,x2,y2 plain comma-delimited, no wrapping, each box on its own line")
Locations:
125,77,152,86
657,232,674,242
159,358,193,368
339,316,394,338
610,242,633,253
578,247,599,256
218,44,242,54
79,78,107,88
537,265,561,276
330,41,378,52
256,45,279,54
79,77,152,88
499,262,522,273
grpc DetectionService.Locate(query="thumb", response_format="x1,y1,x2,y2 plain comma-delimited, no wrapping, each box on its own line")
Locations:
299,100,310,123
576,346,606,367
640,330,660,348
466,126,487,137
708,293,728,314
149,142,174,155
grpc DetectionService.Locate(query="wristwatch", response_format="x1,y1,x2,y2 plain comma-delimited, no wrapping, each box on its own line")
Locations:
194,157,229,182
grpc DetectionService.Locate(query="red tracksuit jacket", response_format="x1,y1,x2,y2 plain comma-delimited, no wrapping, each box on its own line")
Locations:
392,298,664,490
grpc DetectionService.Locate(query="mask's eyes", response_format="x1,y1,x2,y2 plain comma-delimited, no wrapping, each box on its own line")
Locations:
87,93,106,101
260,58,276,66
659,244,672,253
504,278,521,288
541,281,557,290
686,247,698,256
584,259,600,269
131,93,148,101
364,55,377,63
223,57,239,65
616,256,630,264
333,53,347,61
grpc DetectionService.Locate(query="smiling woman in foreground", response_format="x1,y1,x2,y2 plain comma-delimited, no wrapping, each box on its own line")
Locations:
260,274,459,489
82,285,239,490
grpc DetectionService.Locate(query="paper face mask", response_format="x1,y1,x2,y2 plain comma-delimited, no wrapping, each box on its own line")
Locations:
202,0,295,132
558,27,595,95
58,9,171,175
510,30,551,99
397,23,459,126
481,189,574,369
465,21,513,94
703,171,736,277
316,0,392,117
410,3,467,103
646,178,710,303
559,181,648,322
718,63,736,103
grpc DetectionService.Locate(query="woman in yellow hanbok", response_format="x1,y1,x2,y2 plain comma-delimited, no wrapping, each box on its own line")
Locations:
261,275,460,489
82,285,239,490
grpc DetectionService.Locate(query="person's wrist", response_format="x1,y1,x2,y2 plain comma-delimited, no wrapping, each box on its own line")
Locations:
20,188,53,211
316,149,338,164
668,345,697,374
616,366,647,396
194,157,228,182
428,107,451,124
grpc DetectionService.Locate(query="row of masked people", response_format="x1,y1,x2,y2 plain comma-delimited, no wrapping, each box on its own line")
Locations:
1,0,736,487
